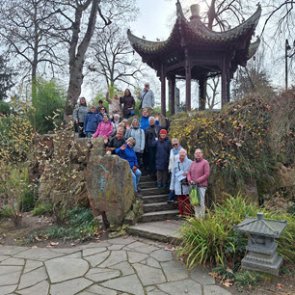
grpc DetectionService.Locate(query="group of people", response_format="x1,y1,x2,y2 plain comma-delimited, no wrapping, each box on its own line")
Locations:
72,83,210,218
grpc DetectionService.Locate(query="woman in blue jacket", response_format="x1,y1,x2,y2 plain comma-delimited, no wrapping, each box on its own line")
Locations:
115,137,142,195
83,106,102,137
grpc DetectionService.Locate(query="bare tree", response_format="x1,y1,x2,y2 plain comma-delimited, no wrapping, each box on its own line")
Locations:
88,24,142,94
206,77,220,109
50,0,136,116
0,0,62,103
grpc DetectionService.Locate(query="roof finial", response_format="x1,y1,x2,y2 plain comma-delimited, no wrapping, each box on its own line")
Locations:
190,4,200,20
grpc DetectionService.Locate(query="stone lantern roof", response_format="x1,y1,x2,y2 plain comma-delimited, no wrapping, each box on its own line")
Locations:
236,213,287,238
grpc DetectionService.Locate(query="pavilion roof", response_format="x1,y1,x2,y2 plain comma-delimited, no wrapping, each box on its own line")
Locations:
128,1,261,64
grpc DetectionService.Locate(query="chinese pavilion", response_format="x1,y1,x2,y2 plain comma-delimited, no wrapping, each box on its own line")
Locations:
127,1,261,115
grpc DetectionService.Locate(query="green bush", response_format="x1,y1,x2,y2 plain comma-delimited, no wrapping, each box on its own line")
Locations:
0,205,14,218
32,203,53,216
31,79,65,133
0,100,10,114
0,101,34,162
43,207,98,240
179,195,295,269
0,164,33,215
234,271,264,289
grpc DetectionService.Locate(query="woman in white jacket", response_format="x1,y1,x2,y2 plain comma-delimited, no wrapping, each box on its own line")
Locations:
168,138,182,203
169,149,192,216
125,118,145,167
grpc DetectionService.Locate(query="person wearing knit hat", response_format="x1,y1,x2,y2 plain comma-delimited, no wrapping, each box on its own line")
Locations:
154,128,171,188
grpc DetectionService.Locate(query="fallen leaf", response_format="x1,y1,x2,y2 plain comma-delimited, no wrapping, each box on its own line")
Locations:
50,241,59,247
223,279,233,287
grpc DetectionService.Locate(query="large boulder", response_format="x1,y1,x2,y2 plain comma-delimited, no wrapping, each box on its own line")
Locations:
85,154,134,226
38,136,104,208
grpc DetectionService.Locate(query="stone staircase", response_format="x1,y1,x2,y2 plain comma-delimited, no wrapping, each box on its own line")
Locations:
128,175,182,244
139,175,178,222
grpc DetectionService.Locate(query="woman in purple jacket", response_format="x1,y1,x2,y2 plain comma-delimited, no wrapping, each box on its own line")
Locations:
92,114,113,140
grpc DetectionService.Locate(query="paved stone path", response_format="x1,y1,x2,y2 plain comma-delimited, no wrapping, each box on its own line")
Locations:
0,236,232,295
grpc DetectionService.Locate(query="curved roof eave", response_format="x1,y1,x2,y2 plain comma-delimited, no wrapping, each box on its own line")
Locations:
247,37,261,59
127,3,261,55
186,4,261,43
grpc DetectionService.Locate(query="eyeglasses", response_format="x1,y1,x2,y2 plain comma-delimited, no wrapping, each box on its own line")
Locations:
172,143,178,146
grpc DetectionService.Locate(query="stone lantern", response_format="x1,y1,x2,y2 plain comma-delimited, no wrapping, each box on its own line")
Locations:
235,212,287,275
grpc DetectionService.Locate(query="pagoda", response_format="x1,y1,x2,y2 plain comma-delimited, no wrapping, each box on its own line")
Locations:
127,1,261,115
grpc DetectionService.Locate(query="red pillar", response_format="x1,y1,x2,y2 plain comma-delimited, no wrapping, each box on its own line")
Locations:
221,57,230,107
168,76,176,115
199,77,207,110
161,65,166,116
185,49,191,111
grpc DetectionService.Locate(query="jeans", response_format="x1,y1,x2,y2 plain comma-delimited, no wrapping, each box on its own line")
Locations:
194,187,207,218
131,168,142,192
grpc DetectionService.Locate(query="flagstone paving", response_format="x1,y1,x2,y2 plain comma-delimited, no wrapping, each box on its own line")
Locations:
0,236,232,295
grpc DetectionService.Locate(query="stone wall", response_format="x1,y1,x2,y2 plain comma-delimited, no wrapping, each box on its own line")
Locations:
35,132,135,226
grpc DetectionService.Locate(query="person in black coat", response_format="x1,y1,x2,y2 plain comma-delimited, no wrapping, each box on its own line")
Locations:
153,129,171,188
145,116,160,179
120,89,135,119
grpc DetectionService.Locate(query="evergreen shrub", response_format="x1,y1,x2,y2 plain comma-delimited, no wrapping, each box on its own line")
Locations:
179,195,295,269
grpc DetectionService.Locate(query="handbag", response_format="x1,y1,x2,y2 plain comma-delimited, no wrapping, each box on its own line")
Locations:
189,185,199,206
180,178,189,186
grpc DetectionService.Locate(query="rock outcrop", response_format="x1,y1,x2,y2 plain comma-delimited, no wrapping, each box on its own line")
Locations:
85,153,134,226
36,132,135,226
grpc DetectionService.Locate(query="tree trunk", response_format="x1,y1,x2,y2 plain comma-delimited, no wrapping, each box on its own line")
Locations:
65,0,99,117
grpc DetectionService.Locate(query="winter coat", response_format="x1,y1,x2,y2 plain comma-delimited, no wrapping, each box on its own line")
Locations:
108,136,125,153
154,138,171,170
145,125,160,149
140,89,155,109
125,127,145,153
120,95,135,116
93,121,113,138
140,116,150,131
84,112,102,133
115,145,138,169
170,157,192,195
187,159,210,187
72,105,88,123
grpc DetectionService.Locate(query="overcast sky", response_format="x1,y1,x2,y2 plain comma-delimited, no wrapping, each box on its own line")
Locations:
130,0,294,89
82,0,294,104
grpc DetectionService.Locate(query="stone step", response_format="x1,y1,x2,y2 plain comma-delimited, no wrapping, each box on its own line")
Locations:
139,209,179,223
140,175,153,182
127,220,182,244
143,202,177,213
140,181,156,189
141,194,168,204
141,187,169,196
